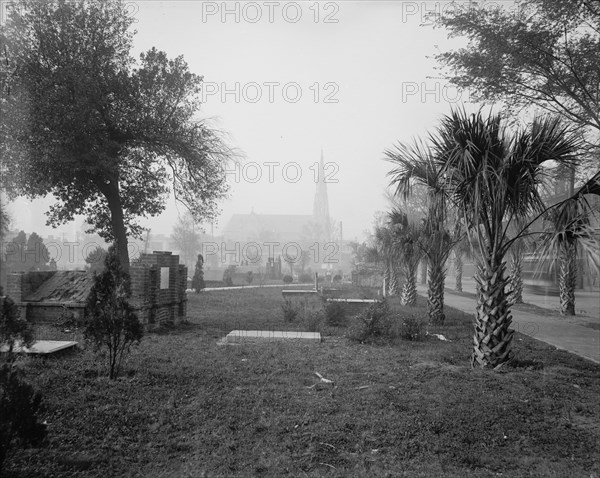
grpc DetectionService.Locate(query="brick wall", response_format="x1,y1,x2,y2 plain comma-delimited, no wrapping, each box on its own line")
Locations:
6,272,26,302
26,303,86,322
130,251,187,329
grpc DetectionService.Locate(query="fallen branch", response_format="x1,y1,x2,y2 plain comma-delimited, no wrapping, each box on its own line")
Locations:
318,442,336,449
314,371,333,384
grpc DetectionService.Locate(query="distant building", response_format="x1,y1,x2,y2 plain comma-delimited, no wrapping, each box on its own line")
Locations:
221,212,315,245
219,150,338,272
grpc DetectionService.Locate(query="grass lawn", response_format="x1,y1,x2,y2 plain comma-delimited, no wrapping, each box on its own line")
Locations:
3,287,600,477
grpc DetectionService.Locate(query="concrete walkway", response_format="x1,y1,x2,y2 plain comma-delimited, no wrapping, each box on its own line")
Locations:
418,281,600,364
456,277,600,323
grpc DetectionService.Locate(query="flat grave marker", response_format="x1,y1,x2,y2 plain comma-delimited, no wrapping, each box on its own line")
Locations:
222,330,321,344
281,289,319,298
0,340,78,355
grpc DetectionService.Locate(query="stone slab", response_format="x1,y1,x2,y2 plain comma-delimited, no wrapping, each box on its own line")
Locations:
282,290,319,296
325,298,378,303
0,340,78,355
225,330,321,343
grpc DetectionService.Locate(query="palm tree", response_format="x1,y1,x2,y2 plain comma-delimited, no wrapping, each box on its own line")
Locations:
537,173,600,315
374,217,403,296
433,109,582,369
388,210,422,306
420,222,453,323
385,141,453,324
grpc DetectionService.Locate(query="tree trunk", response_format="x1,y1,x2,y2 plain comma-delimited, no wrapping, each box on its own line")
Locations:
97,178,130,272
401,267,417,306
427,259,446,325
454,251,463,292
388,259,399,295
472,261,514,369
559,242,577,316
383,263,391,296
508,253,524,305
420,258,428,285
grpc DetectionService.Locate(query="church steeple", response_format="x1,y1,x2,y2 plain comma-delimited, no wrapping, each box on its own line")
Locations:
312,148,331,242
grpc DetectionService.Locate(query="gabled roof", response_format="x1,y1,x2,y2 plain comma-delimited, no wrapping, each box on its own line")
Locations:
222,213,314,241
24,271,94,303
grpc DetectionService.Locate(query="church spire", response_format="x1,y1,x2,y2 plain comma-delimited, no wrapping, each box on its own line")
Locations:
312,149,331,242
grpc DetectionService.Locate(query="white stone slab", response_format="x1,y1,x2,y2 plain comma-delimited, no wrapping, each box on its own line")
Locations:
326,298,378,303
281,290,319,295
225,330,321,343
0,340,78,355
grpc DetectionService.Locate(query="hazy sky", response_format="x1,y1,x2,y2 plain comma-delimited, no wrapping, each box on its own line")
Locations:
7,0,486,242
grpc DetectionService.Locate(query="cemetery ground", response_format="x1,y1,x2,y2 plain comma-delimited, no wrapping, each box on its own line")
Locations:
3,287,600,477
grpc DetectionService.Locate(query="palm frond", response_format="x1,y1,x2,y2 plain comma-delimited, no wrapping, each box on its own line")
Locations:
384,139,442,200
433,108,583,261
535,195,600,274
573,170,600,198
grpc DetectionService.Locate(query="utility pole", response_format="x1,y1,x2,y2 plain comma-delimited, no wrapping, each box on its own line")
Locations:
339,221,343,274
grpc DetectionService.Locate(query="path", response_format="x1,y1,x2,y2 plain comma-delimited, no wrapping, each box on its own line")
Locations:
417,282,600,364
456,277,600,324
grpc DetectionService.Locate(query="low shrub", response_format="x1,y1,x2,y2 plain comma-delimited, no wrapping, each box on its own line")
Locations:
398,312,427,341
282,275,293,284
322,301,347,327
303,310,323,333
359,287,378,300
0,364,48,472
348,300,394,343
333,274,342,283
0,296,47,472
281,299,298,322
298,273,312,283
222,266,236,287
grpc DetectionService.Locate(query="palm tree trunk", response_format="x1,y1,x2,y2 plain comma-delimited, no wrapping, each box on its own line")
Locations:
388,260,399,295
420,258,428,285
508,253,524,305
472,261,514,369
427,259,446,324
383,263,391,296
559,242,577,316
401,267,417,306
454,251,463,292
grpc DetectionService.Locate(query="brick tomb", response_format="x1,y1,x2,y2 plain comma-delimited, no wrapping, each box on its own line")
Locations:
6,251,187,329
